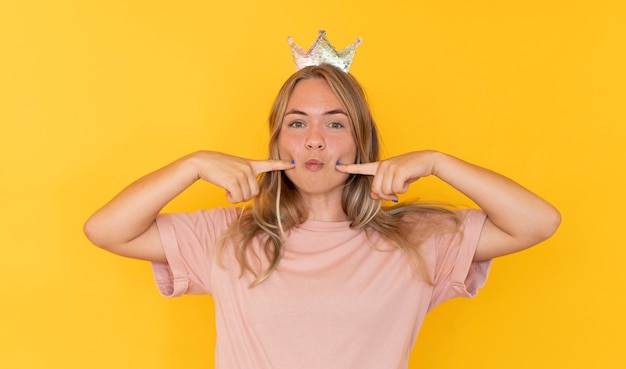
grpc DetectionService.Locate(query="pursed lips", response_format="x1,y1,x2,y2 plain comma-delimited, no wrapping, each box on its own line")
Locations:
304,159,324,171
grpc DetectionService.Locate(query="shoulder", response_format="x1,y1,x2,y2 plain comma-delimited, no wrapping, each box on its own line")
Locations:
426,208,487,261
157,207,241,233
202,207,241,224
397,205,484,229
456,209,488,236
389,206,486,254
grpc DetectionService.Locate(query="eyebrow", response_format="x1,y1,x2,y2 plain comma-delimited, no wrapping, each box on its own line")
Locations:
284,109,348,117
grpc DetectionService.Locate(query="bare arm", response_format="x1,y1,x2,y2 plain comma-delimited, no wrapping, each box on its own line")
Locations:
84,151,294,262
336,151,561,261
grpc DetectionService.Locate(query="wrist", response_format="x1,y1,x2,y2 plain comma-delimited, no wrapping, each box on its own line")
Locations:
181,151,212,181
424,150,446,177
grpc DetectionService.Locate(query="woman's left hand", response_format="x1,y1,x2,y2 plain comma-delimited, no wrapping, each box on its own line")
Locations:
335,151,439,202
338,149,561,261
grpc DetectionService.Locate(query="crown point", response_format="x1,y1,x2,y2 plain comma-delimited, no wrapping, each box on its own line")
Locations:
288,31,362,73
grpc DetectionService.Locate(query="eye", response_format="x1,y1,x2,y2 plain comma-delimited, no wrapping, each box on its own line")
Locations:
329,122,344,129
288,121,305,128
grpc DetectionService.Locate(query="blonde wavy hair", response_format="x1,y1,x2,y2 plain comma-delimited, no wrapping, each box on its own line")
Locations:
217,64,460,287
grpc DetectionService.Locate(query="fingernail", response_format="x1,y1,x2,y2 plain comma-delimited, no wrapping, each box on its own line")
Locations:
336,161,340,166
392,199,399,203
290,160,295,165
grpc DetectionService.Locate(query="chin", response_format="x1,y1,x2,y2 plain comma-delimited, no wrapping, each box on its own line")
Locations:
288,174,349,195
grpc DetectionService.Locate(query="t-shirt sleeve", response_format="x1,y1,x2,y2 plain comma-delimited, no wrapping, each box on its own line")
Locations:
428,209,492,311
151,208,237,298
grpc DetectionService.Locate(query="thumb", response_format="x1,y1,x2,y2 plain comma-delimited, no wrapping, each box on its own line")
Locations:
251,159,295,175
335,162,379,176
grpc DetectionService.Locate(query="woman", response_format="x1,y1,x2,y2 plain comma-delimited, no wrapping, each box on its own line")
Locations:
84,64,560,368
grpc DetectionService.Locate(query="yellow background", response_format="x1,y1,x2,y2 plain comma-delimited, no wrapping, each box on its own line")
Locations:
1,0,624,368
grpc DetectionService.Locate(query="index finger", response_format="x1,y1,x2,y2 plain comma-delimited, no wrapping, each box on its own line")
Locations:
251,159,295,175
335,162,379,176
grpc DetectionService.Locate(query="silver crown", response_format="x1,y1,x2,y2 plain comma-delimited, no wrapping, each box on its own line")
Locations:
288,30,362,72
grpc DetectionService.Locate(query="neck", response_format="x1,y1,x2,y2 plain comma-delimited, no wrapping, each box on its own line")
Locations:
300,195,348,222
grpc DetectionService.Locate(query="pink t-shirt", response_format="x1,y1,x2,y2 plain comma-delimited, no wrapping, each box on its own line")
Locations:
152,208,490,369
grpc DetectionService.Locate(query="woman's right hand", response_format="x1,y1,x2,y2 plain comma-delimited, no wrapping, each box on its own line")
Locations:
190,151,295,203
84,151,294,262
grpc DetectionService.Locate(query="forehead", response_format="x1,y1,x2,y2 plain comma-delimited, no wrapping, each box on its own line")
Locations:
286,78,344,111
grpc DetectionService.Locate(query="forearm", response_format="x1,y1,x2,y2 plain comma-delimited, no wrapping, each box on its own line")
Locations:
431,151,560,247
336,150,560,258
84,153,200,249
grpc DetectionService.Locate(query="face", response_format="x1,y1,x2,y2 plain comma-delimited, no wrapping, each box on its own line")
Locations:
277,78,357,198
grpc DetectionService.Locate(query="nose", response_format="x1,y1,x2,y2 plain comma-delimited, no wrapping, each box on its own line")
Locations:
305,126,325,150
